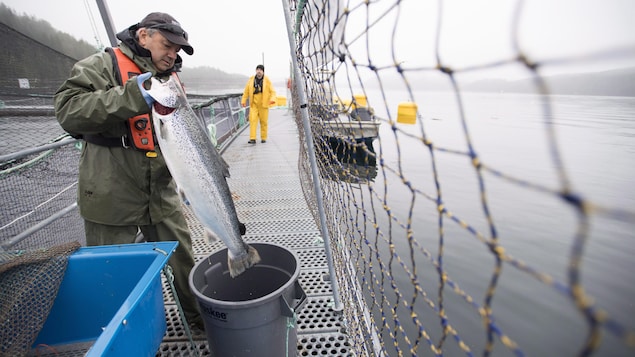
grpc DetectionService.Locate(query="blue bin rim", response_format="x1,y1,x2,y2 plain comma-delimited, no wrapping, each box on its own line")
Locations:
71,241,178,258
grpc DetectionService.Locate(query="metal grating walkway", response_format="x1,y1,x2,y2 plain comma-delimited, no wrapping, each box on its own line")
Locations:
157,109,352,356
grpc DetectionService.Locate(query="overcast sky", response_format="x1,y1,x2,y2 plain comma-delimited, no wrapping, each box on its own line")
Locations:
2,0,292,81
2,0,634,82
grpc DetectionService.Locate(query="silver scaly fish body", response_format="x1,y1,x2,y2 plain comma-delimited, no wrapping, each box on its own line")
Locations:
146,74,259,277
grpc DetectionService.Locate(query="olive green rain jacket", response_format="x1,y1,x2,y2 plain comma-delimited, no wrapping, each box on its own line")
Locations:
241,75,276,108
54,41,182,226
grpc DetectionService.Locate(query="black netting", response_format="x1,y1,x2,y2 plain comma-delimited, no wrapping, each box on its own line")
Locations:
0,241,81,356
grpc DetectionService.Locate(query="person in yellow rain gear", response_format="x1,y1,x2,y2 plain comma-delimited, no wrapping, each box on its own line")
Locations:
241,64,276,144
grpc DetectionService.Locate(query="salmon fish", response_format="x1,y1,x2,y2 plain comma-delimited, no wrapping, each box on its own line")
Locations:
146,73,260,277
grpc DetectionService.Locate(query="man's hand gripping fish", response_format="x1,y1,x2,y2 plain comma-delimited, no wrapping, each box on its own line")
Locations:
146,74,260,277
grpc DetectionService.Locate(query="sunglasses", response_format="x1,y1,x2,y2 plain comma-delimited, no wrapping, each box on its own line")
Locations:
148,23,188,40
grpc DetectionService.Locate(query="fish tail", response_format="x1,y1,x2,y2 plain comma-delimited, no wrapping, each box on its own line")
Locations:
228,244,261,278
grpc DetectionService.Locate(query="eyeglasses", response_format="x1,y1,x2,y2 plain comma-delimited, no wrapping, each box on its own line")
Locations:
148,23,188,40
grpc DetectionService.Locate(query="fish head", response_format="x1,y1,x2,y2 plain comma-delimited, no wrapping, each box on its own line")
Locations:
146,74,188,113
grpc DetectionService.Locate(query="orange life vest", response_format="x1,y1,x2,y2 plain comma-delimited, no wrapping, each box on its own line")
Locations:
109,47,156,153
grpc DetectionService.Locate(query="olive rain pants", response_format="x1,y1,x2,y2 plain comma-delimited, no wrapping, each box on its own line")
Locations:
84,209,202,326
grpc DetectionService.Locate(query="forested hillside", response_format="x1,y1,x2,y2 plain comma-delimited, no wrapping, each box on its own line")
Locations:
0,4,246,94
0,4,98,60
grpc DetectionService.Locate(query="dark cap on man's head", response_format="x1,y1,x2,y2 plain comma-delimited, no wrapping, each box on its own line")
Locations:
256,64,265,71
140,12,194,55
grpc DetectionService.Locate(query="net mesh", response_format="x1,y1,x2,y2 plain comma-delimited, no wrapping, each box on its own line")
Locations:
0,241,81,356
1,141,85,251
286,0,635,356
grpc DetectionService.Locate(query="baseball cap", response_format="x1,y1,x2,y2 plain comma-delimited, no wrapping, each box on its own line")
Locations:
140,12,194,55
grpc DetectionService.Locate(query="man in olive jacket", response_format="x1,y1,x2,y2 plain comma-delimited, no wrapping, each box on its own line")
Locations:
54,13,204,331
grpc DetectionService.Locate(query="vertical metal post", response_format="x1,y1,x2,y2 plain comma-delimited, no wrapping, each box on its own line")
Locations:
95,0,118,47
280,1,343,312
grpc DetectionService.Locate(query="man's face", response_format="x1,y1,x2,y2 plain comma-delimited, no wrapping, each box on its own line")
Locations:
138,29,181,72
255,68,264,79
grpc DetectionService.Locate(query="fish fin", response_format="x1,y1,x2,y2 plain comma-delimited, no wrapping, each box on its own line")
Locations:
204,228,219,244
159,118,169,139
178,188,189,205
209,143,231,178
220,155,231,178
227,244,261,278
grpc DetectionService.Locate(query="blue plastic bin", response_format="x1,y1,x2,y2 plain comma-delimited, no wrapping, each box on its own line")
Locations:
31,242,178,356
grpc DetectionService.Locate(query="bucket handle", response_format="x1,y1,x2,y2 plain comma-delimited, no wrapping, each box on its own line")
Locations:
280,280,307,317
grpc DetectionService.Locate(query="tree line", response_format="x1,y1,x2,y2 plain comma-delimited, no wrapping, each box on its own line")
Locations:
0,4,246,92
0,3,98,61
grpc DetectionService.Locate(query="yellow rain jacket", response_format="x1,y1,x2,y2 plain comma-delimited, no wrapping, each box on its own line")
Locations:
241,75,276,108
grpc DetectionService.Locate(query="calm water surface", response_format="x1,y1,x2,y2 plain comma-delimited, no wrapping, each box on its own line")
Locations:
353,91,635,356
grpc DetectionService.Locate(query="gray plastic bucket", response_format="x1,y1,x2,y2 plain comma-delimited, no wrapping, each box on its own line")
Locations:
189,243,307,357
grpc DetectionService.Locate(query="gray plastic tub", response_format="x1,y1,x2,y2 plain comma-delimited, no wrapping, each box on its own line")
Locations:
189,243,307,357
